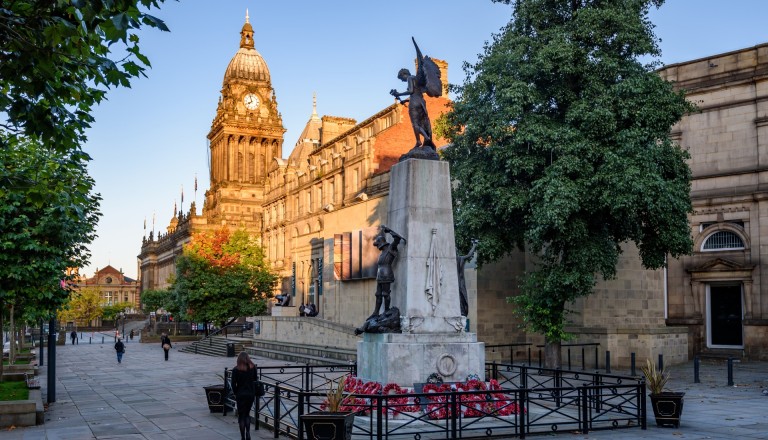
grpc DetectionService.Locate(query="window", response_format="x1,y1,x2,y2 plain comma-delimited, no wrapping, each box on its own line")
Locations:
702,231,745,251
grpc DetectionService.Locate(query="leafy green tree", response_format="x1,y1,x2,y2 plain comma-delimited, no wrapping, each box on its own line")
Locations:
172,228,277,328
140,288,170,313
443,0,694,367
101,302,134,321
0,0,169,154
58,287,103,326
0,137,101,376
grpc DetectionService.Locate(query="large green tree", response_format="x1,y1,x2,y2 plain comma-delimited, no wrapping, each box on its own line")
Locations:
444,0,694,367
0,137,101,376
171,228,277,328
1,1,170,372
0,0,169,153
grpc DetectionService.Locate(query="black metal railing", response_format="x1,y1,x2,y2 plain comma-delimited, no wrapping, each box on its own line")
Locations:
226,363,645,439
485,343,534,366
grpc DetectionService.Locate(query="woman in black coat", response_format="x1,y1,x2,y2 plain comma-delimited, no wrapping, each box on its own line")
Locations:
231,351,257,440
160,333,172,361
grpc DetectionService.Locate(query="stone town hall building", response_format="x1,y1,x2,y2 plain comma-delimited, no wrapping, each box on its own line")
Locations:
138,14,768,365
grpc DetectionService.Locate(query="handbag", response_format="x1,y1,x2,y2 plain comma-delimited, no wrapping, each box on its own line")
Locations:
163,343,171,350
255,381,265,397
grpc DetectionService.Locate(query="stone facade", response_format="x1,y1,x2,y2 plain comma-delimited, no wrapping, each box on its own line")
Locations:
660,43,768,360
76,265,140,313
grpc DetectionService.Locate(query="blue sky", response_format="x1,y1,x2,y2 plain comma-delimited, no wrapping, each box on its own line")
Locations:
82,1,768,279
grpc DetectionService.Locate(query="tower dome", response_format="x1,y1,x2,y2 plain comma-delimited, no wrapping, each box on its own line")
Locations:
223,10,270,84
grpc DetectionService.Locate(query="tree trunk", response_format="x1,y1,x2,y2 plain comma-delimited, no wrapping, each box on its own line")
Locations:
9,303,15,364
544,340,562,369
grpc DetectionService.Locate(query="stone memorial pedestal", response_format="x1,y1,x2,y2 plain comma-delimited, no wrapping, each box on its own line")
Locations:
356,158,485,386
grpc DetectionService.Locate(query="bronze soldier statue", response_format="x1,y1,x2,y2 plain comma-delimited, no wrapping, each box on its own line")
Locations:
369,225,407,319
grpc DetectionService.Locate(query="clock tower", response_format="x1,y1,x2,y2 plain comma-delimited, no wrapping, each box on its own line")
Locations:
204,11,285,229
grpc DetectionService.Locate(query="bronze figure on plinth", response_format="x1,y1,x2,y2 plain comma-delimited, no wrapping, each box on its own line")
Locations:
390,38,442,161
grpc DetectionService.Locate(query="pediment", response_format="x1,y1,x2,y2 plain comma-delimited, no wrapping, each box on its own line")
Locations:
688,258,755,273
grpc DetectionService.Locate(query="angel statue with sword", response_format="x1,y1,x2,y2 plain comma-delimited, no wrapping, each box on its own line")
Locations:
390,37,443,160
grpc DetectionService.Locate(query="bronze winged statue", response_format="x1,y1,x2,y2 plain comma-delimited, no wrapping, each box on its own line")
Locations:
390,38,442,160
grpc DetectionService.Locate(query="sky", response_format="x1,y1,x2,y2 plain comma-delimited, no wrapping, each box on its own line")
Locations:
82,1,768,279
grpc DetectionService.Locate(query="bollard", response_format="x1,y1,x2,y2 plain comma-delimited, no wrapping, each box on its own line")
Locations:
630,352,636,376
694,356,700,383
594,346,599,370
102,336,104,344
605,351,611,374
658,353,664,373
89,337,92,344
567,348,572,370
727,357,734,386
581,347,586,371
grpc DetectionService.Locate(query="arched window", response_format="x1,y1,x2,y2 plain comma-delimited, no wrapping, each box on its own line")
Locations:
702,231,745,251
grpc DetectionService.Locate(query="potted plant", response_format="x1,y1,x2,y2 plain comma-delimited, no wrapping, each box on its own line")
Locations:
641,359,684,428
300,375,356,440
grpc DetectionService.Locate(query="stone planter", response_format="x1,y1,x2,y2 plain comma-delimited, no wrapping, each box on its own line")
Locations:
300,411,355,440
649,392,685,428
203,385,226,413
0,389,44,427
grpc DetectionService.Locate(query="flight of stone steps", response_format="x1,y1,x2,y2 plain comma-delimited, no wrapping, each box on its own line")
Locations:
180,335,252,357
245,339,356,366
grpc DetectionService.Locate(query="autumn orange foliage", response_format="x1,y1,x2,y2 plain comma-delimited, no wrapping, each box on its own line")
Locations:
185,228,240,268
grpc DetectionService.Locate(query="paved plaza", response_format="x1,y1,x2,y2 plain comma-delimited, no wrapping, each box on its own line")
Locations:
5,331,768,439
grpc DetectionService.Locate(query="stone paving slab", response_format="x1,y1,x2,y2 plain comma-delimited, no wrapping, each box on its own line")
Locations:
4,334,768,439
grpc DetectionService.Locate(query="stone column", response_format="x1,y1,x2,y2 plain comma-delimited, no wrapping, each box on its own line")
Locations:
357,159,484,386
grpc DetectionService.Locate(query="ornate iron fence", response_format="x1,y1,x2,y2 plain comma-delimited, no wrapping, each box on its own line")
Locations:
223,362,646,439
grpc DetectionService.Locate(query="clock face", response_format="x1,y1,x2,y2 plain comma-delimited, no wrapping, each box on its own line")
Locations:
244,93,260,110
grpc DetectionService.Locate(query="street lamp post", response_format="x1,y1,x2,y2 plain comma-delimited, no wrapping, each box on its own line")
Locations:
120,311,126,342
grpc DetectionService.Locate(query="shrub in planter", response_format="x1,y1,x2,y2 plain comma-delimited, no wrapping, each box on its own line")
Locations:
641,359,684,428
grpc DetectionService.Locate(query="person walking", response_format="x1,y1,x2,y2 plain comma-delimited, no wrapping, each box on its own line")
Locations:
129,329,135,341
160,333,172,361
231,352,258,440
114,338,125,363
70,330,78,345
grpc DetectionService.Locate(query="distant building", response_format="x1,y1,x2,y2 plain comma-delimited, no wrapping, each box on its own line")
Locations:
79,265,140,312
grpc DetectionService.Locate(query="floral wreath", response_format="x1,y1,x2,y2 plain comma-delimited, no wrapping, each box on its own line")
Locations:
426,372,444,384
423,382,451,419
382,383,420,415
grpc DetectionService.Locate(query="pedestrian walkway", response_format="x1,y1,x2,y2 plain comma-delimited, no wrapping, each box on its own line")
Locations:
6,341,768,439
8,338,283,439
